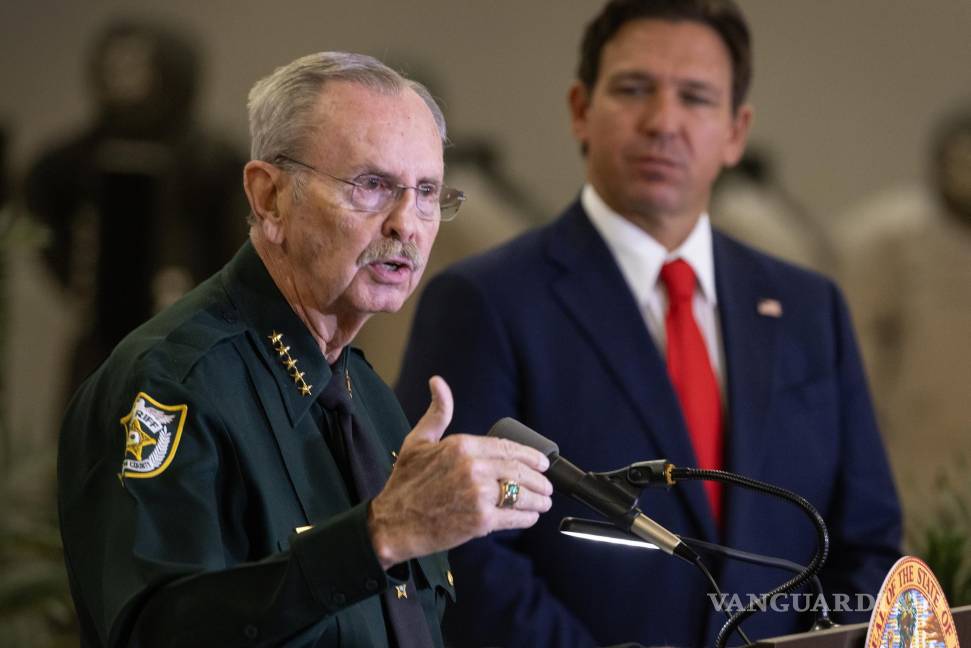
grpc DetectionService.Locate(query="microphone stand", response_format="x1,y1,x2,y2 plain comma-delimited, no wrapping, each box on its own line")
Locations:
560,519,835,645
672,468,830,648
560,516,755,646
678,537,836,631
589,462,831,648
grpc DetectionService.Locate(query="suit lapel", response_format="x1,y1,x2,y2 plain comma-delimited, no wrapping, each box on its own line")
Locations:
713,232,780,541
547,205,718,540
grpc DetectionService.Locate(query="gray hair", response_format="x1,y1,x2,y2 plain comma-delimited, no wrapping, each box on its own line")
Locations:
247,51,447,164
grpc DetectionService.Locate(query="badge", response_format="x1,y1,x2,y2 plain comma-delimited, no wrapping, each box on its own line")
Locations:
120,392,188,478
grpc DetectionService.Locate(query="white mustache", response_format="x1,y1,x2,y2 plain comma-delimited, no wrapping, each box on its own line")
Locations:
358,238,424,271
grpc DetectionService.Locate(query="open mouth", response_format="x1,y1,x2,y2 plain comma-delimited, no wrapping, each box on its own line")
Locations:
366,258,416,282
374,260,411,272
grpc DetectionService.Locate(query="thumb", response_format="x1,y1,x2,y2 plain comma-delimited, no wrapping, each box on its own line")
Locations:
406,376,453,445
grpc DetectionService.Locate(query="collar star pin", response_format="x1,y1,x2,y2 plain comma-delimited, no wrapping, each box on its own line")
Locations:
268,331,313,396
395,583,408,600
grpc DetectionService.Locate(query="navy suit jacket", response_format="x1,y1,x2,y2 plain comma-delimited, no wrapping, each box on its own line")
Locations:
396,202,901,647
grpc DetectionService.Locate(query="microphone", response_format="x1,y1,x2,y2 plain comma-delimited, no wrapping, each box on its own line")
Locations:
488,418,696,563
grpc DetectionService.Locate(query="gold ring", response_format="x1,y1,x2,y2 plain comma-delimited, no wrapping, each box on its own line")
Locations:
497,480,521,508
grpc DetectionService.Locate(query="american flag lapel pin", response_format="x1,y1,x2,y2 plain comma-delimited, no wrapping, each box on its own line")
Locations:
757,298,783,318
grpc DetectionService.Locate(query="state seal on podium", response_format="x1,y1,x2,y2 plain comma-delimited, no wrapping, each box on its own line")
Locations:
866,556,960,648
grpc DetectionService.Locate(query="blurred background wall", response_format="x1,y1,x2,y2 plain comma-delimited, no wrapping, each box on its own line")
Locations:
3,0,968,405
1,1,969,221
0,1,969,643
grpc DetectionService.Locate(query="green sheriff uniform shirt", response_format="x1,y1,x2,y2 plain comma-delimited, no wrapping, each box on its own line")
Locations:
57,241,455,647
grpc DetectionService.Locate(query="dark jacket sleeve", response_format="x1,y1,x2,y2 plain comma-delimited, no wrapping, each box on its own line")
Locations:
396,271,599,648
817,283,902,622
59,371,395,647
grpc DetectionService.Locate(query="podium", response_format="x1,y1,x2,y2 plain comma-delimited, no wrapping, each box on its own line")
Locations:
746,604,971,647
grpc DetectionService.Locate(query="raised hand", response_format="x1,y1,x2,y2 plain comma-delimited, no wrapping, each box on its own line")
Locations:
368,376,553,569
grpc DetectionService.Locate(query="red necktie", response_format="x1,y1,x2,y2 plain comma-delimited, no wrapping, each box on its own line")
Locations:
660,259,724,523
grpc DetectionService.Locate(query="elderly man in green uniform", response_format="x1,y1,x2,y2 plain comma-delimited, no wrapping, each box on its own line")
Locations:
57,52,553,647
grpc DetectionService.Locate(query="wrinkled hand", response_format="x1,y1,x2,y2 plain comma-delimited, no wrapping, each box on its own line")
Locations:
368,376,553,569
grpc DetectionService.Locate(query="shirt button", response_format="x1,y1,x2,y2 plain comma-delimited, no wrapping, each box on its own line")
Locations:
365,578,379,592
243,624,259,639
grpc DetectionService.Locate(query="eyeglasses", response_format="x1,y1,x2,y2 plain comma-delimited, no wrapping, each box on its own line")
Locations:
274,154,465,222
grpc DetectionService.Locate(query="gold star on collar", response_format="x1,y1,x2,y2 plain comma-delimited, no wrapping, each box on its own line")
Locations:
395,583,408,600
267,331,313,396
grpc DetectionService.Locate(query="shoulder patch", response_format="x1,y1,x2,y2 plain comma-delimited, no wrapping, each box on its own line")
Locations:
121,392,188,478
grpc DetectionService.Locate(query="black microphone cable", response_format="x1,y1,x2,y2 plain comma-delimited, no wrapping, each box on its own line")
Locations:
668,467,830,648
560,516,837,645
488,419,830,646
679,537,835,631
559,516,752,646
688,551,754,646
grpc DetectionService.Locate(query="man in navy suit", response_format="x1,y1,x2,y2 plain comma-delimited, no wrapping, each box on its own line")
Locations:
395,1,902,646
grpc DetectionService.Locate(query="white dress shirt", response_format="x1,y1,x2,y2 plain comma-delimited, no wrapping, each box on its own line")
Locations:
582,184,726,391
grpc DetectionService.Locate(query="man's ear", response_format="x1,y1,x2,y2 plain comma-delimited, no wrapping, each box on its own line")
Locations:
243,160,287,244
568,81,592,146
723,103,754,167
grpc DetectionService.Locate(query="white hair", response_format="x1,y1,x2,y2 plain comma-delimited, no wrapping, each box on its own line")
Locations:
247,51,447,163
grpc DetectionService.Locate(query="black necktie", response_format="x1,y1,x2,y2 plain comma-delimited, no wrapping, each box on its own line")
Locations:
317,367,434,648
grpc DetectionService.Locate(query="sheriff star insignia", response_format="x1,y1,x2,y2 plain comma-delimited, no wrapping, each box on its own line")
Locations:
120,393,188,479
395,584,408,600
125,418,157,462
